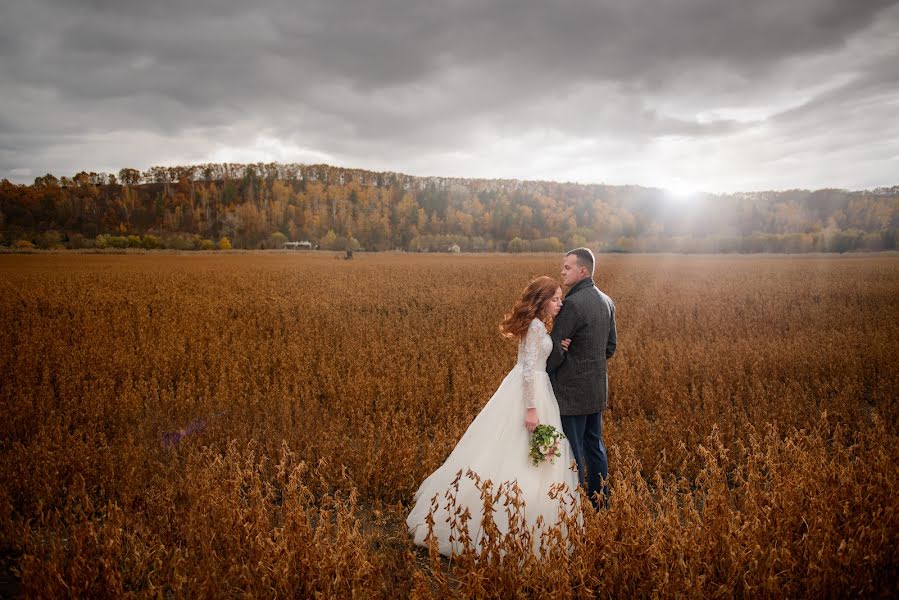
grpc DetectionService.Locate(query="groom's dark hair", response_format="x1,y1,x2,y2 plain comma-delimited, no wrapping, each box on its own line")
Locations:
566,247,595,276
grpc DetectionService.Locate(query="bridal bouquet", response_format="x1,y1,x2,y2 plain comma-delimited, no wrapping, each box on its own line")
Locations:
529,424,565,466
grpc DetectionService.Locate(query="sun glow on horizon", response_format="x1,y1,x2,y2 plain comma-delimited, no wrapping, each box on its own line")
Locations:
661,178,700,202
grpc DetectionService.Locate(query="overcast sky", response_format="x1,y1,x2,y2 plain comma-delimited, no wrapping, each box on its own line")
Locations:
1,0,897,193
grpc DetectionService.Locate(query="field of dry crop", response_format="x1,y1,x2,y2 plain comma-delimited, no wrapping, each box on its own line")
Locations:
1,251,897,598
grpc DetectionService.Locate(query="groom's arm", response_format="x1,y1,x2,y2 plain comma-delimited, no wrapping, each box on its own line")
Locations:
547,303,579,373
606,299,617,360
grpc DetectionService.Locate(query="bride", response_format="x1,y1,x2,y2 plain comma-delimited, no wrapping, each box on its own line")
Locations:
406,276,579,556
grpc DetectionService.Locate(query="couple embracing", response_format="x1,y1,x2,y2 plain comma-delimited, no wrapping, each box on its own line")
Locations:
406,247,617,556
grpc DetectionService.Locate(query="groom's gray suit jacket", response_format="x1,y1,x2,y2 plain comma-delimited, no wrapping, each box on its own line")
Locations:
547,277,617,415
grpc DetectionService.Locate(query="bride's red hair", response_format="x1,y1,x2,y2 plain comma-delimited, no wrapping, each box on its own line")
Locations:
499,276,560,339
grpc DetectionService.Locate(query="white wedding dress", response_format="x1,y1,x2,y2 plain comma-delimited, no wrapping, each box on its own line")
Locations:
406,318,579,556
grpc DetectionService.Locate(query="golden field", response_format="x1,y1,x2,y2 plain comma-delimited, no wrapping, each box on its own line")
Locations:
0,252,897,598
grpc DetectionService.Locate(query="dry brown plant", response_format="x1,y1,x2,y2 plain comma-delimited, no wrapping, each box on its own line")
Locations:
0,252,896,597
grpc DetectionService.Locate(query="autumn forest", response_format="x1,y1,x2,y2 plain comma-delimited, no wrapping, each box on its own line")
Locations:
1,162,897,252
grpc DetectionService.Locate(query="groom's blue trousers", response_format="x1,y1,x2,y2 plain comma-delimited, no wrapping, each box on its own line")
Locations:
560,411,609,508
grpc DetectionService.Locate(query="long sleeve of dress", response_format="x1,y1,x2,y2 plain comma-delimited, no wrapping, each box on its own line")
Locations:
520,319,543,409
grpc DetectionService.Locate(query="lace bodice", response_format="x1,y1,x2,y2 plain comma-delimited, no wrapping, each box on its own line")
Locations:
517,318,552,409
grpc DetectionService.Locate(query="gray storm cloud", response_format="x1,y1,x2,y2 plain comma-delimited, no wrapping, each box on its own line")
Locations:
1,0,897,191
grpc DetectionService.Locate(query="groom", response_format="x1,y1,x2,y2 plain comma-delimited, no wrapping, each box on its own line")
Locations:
547,247,617,508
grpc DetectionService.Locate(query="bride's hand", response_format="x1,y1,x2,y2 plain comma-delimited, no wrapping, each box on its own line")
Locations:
525,408,538,432
561,338,571,351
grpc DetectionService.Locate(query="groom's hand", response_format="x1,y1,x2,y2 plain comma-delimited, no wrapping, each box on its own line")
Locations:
525,408,538,432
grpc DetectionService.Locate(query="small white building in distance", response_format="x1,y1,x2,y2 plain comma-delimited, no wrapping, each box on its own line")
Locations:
449,243,461,253
284,241,313,250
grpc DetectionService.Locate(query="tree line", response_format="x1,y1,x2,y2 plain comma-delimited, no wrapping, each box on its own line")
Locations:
1,162,897,252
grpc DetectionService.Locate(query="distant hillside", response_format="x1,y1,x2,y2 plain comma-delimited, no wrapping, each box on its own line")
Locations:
1,163,897,252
